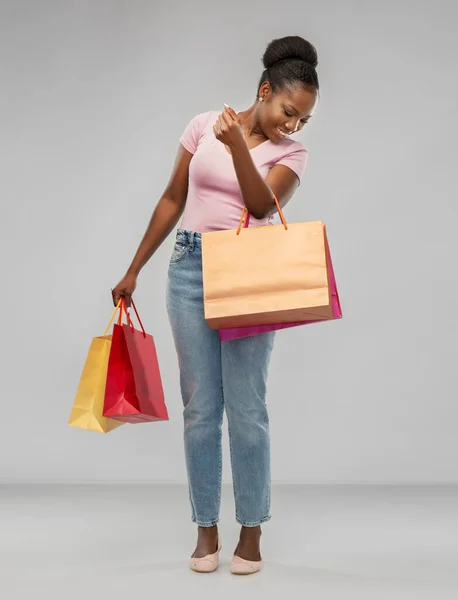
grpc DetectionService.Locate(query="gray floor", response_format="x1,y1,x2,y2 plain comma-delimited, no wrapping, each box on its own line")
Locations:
1,484,457,599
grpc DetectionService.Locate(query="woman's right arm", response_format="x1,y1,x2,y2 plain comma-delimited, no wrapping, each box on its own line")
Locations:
111,144,193,307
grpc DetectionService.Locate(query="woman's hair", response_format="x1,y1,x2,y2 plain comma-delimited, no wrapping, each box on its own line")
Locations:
258,36,319,95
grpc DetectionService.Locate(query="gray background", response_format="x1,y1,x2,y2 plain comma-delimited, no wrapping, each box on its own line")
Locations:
1,0,456,484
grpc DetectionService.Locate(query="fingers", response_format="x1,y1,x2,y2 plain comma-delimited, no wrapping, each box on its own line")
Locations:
213,113,232,140
223,104,238,122
213,105,239,143
111,288,121,307
111,288,129,308
213,119,223,138
220,111,233,127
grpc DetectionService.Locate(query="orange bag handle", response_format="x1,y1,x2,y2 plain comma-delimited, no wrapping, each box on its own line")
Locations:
236,194,288,235
104,299,123,335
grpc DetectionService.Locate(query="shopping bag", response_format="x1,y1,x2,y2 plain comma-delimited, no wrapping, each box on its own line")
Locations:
68,303,125,433
103,299,169,424
218,222,342,340
202,197,335,330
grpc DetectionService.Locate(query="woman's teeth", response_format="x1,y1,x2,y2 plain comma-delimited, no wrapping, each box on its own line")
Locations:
277,127,289,138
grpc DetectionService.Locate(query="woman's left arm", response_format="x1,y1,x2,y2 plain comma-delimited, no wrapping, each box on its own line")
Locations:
215,107,300,219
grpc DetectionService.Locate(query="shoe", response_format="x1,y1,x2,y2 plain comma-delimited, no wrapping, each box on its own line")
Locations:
189,538,222,573
230,554,263,575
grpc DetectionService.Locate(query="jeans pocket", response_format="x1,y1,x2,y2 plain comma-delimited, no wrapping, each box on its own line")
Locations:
169,241,188,264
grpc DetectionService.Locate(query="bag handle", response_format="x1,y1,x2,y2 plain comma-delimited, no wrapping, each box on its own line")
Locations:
103,298,147,338
129,298,147,339
104,299,123,336
117,298,133,328
120,297,147,339
236,194,288,235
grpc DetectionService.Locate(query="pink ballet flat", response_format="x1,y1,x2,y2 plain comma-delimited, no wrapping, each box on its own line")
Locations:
230,554,263,575
189,538,222,573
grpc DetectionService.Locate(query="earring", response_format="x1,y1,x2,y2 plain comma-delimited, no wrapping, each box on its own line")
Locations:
258,97,264,102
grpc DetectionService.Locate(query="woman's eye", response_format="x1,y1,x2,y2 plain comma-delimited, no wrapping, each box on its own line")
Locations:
283,109,293,117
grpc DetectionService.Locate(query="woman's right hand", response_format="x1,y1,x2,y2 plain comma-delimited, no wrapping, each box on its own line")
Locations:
111,273,137,308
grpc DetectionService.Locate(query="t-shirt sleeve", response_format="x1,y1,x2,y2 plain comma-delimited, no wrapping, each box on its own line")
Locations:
179,112,211,154
274,145,308,183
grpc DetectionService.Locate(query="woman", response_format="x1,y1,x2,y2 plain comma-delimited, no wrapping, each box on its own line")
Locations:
112,35,319,574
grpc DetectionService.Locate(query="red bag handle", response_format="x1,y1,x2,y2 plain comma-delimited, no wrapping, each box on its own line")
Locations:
102,297,147,337
119,298,147,339
236,194,288,235
130,299,147,338
118,298,132,327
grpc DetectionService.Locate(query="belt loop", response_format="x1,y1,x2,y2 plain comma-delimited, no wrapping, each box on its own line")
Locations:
189,231,195,251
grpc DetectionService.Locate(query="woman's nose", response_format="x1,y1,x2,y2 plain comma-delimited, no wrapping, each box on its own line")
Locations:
285,119,301,133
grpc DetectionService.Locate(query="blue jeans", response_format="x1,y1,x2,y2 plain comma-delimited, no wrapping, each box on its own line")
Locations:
166,229,276,527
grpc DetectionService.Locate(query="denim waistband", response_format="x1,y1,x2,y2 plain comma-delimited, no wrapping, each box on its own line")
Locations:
176,228,202,248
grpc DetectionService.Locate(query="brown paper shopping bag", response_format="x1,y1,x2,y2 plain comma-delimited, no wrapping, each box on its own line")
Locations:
202,197,333,330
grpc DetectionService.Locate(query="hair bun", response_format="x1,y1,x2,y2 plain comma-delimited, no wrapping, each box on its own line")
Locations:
262,36,318,69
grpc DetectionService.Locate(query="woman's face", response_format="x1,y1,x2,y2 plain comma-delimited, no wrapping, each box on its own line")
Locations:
258,83,317,142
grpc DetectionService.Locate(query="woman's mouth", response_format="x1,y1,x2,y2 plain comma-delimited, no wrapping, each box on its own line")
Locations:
276,127,290,139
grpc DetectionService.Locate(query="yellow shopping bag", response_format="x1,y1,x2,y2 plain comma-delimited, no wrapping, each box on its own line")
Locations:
68,302,125,433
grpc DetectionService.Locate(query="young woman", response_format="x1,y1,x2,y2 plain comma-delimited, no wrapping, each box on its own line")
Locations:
112,35,319,575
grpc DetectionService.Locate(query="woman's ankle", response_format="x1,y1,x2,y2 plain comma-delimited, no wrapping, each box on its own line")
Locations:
197,524,218,535
240,525,262,538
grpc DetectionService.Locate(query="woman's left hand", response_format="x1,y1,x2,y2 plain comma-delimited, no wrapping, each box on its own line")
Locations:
213,105,245,149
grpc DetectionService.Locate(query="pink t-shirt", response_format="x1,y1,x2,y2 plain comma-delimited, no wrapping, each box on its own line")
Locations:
179,111,308,233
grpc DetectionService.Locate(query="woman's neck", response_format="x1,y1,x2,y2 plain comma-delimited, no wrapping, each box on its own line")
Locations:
237,104,267,142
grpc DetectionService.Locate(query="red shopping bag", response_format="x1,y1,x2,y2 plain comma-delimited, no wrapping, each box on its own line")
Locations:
103,299,169,424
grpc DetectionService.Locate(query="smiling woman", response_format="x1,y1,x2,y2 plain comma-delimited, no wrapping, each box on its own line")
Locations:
110,35,321,576
256,35,319,134
208,36,319,220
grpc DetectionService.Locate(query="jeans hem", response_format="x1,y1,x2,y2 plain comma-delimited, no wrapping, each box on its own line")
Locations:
192,518,219,527
236,515,271,527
